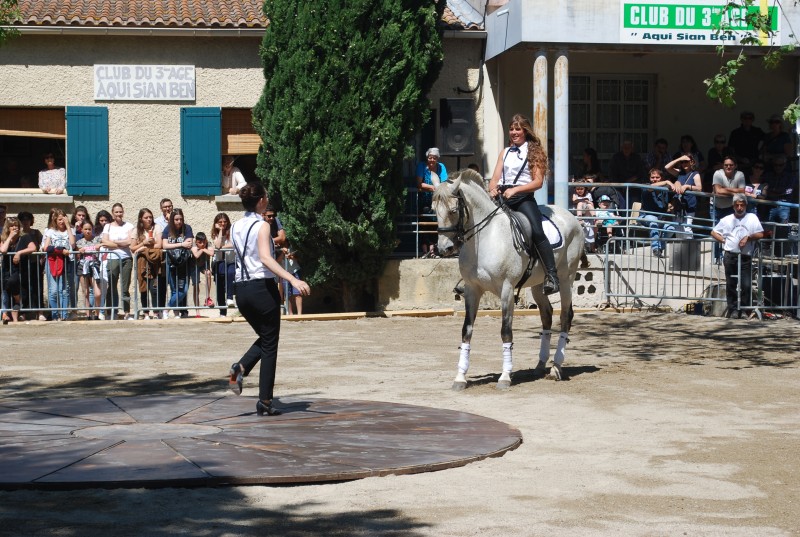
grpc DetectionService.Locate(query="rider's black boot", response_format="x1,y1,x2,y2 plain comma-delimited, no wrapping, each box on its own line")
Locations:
537,243,560,296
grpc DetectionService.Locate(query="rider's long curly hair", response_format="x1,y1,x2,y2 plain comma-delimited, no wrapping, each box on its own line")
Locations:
509,114,549,181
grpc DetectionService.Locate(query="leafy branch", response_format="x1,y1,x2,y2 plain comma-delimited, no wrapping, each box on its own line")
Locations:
0,0,20,47
704,0,799,121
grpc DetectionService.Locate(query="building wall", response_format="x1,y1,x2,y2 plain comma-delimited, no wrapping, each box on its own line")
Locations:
425,37,486,176
0,33,264,231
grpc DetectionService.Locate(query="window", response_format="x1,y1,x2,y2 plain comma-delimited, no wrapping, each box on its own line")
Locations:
221,108,259,184
0,108,66,189
1,107,108,195
181,107,261,196
569,75,654,173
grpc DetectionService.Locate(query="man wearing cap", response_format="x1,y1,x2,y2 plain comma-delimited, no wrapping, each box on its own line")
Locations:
710,194,764,318
728,111,764,168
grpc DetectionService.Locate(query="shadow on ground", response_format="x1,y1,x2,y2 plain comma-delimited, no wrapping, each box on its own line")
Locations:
0,492,430,537
0,372,221,400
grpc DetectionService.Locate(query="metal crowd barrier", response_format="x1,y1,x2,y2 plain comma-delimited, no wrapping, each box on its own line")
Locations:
602,236,799,318
0,250,123,321
1,248,240,321
131,248,236,319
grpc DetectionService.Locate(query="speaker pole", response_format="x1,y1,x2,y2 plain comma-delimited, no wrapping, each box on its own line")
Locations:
456,156,461,171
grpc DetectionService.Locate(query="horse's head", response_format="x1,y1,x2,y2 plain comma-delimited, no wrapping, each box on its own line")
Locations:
432,172,464,257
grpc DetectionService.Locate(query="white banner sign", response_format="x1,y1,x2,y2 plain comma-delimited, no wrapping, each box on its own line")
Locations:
94,65,196,101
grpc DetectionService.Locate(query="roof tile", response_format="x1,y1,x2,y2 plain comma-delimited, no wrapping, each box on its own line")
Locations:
14,0,268,29
14,1,483,31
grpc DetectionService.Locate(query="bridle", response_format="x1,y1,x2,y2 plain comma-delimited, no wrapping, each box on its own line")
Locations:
436,188,503,248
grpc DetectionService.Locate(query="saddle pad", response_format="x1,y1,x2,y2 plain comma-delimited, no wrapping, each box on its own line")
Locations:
508,211,564,251
542,215,564,250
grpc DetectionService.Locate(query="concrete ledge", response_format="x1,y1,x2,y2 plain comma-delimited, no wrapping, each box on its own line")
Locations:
383,309,455,318
0,193,74,204
214,194,241,203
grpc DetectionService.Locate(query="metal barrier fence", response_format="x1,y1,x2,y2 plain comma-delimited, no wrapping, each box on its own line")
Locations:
602,236,799,319
397,181,799,259
1,247,304,322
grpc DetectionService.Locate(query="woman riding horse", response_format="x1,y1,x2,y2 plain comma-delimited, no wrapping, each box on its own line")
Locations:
488,114,559,296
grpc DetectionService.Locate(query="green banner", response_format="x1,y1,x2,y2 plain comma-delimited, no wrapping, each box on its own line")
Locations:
623,3,778,31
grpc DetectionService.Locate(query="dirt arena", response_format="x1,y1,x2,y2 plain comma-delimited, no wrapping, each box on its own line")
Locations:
1,311,798,536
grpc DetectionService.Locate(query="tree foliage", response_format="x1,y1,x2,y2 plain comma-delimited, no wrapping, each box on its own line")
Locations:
705,0,799,121
0,0,20,46
254,0,444,308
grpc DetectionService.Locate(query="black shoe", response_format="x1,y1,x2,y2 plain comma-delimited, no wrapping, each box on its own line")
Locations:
228,363,243,395
256,399,281,416
543,273,560,296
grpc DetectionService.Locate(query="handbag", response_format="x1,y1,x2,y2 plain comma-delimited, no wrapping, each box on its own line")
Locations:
166,246,191,267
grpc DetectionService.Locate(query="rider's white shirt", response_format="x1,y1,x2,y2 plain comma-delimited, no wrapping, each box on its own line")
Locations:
500,142,531,187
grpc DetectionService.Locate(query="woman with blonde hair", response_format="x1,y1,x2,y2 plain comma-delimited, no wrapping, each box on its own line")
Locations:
488,114,559,295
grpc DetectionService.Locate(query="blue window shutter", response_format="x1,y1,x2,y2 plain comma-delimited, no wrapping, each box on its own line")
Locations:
65,106,109,196
181,107,221,196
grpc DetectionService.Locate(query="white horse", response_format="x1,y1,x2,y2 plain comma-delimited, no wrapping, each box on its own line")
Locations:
432,169,584,390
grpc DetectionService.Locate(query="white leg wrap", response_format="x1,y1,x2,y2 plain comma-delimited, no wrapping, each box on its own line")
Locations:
502,342,513,374
553,332,569,366
538,330,552,362
458,343,471,375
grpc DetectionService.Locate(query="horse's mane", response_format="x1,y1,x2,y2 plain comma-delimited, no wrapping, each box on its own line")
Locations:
432,168,488,204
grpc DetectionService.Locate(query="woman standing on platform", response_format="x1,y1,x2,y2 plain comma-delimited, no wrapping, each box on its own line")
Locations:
227,182,310,416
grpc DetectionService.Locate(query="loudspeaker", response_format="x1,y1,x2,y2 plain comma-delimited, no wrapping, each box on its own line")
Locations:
439,98,475,156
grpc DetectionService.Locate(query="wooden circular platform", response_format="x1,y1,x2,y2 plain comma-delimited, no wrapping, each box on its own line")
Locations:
0,395,522,490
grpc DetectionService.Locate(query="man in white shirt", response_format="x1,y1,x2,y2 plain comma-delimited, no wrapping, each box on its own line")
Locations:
711,194,764,318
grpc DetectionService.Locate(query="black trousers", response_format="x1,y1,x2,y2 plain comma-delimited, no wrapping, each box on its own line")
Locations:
723,251,753,312
235,277,281,401
504,192,557,274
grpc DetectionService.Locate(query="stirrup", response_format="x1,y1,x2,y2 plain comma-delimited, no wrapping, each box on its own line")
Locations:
543,273,560,295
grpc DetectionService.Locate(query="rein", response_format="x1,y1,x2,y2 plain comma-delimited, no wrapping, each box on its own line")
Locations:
438,188,537,304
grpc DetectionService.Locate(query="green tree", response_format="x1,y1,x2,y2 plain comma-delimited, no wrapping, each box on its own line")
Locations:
254,0,444,310
0,0,20,46
705,0,799,121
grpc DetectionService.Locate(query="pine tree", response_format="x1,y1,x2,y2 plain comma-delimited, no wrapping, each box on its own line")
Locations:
254,0,444,310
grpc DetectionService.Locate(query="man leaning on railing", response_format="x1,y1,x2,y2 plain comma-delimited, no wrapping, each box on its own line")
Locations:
710,194,764,319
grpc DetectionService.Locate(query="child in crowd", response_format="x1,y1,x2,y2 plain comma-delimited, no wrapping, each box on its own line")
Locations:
595,195,623,252
191,231,214,316
76,221,102,320
571,183,596,252
283,249,303,315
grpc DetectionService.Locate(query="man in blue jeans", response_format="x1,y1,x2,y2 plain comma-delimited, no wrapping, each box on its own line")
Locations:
638,168,677,258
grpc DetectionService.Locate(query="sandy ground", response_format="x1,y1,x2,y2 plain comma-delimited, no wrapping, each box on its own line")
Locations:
0,311,799,537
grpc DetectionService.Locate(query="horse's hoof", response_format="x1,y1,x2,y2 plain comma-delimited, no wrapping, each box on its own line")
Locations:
533,361,548,379
547,365,563,381
496,380,511,391
452,381,467,391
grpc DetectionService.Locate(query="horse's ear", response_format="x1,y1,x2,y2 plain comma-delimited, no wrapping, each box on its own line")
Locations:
451,173,462,192
430,172,440,188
